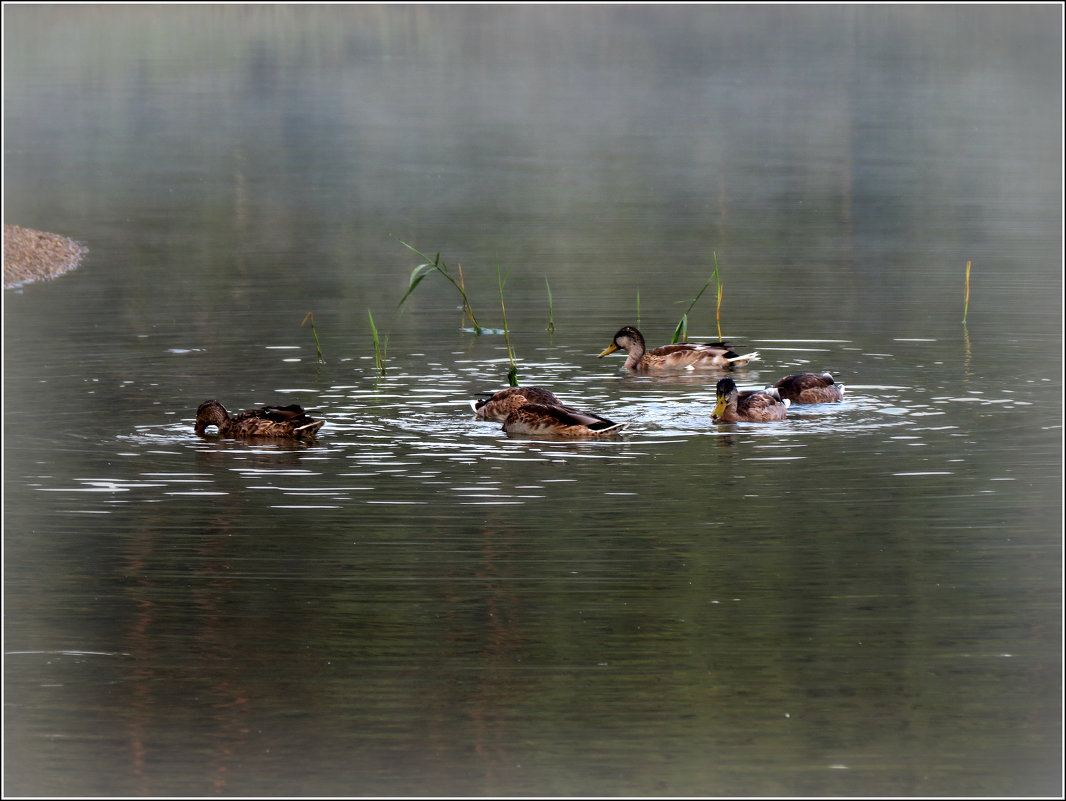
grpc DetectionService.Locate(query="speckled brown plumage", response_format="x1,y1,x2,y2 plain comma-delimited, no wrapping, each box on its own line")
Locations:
711,378,789,423
501,403,628,438
471,386,568,422
770,373,845,404
599,326,759,371
194,400,325,439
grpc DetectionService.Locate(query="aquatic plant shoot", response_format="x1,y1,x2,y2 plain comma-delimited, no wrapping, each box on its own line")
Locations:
368,309,388,375
396,239,483,335
545,276,556,334
301,311,325,362
671,252,723,343
498,264,519,386
963,260,972,324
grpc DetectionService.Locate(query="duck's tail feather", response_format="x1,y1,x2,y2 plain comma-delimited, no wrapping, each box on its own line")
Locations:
593,421,629,435
294,420,325,435
728,350,760,365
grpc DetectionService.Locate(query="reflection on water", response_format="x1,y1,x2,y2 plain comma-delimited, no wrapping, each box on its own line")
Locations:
5,4,1061,798
7,327,1061,796
94,337,1039,515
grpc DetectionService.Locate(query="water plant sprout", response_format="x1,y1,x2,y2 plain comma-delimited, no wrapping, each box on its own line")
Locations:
368,309,389,376
498,264,519,387
671,251,724,343
301,312,325,362
396,239,482,335
545,276,556,334
963,260,972,324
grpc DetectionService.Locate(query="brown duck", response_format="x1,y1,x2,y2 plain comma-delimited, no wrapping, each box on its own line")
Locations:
194,400,325,439
471,386,570,422
501,403,628,438
711,378,789,423
769,372,845,404
599,326,759,371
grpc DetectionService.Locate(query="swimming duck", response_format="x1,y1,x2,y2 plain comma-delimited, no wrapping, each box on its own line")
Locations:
194,400,325,439
471,386,569,422
769,372,845,404
598,326,759,371
711,378,789,423
501,403,629,438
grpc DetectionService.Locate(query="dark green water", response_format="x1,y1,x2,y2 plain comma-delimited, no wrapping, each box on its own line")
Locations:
4,5,1061,797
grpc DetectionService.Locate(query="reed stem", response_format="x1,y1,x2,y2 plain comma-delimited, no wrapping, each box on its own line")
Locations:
962,260,972,324
545,277,556,334
368,309,388,375
457,262,475,331
395,238,483,335
672,258,720,344
301,312,324,363
712,251,723,341
498,264,519,386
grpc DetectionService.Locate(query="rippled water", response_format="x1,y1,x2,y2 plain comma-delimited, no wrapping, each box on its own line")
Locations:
7,325,1058,795
5,4,1061,798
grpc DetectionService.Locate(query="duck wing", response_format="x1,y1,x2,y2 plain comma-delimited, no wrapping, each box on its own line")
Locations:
647,343,703,357
507,403,627,434
256,404,315,424
737,390,788,418
648,342,759,368
771,373,842,403
472,387,564,419
773,373,834,391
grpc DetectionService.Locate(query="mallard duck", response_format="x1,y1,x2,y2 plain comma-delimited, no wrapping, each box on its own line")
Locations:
598,325,759,371
502,403,628,438
711,378,789,423
194,400,325,439
769,372,845,404
471,386,569,422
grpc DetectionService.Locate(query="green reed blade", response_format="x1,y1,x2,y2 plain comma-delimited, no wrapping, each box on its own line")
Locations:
301,311,324,363
672,260,719,343
498,263,519,385
672,314,688,344
394,237,482,334
368,309,388,375
963,260,972,324
712,251,723,341
545,276,556,334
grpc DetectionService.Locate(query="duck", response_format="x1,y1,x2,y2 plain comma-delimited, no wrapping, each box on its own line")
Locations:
769,372,845,404
194,400,325,439
598,325,759,371
501,403,629,438
471,386,570,422
711,378,789,423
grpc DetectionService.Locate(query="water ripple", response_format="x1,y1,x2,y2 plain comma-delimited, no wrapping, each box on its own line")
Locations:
26,340,1028,511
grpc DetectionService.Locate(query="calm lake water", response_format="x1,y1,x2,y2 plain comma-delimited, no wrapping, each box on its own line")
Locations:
4,5,1062,797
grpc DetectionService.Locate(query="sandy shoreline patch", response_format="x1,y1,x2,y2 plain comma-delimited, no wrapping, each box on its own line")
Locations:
4,224,89,289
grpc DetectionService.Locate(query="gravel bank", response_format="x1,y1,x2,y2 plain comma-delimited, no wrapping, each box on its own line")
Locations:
4,224,88,289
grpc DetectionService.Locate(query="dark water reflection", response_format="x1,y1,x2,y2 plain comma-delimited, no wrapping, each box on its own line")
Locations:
4,5,1061,798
